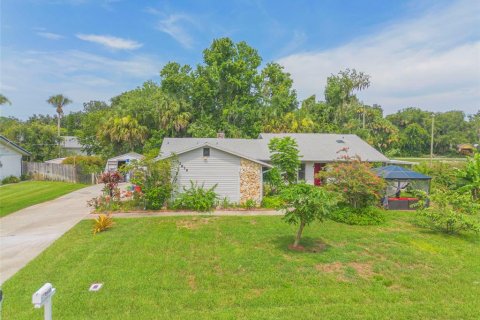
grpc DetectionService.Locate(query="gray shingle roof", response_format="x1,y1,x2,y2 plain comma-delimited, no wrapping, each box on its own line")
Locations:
0,135,31,156
61,136,82,149
160,133,389,163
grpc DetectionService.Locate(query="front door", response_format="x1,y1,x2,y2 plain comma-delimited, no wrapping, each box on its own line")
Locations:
313,163,325,186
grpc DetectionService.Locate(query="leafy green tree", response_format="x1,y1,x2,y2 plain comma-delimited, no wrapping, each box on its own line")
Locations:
400,123,430,156
457,152,480,200
268,137,302,185
77,102,111,156
47,94,72,137
259,62,297,116
2,122,60,161
324,69,370,125
62,156,104,174
160,62,193,101
415,189,480,234
386,107,431,130
192,38,263,137
280,183,340,247
0,94,11,105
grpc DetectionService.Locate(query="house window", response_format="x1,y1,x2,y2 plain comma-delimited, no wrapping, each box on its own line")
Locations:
298,163,305,181
203,148,210,157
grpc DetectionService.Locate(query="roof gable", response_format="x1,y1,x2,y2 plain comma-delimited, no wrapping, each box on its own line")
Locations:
0,135,31,156
158,142,273,168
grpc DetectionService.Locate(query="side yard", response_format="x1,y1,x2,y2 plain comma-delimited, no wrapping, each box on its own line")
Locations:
0,181,86,217
2,212,479,319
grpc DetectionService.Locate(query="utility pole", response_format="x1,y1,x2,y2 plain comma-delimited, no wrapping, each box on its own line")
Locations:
362,106,366,129
430,114,435,165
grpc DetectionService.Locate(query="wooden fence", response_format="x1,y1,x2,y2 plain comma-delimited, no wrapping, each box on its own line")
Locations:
22,162,99,184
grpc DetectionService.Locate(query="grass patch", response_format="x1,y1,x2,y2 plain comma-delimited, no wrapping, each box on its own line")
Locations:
2,212,479,319
0,181,86,217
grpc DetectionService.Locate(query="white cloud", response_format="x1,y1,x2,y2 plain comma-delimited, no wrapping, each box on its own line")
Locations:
76,34,142,50
0,48,162,118
37,31,64,40
277,0,480,114
155,14,195,48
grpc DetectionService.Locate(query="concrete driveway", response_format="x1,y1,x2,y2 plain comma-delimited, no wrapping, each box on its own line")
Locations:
0,183,103,284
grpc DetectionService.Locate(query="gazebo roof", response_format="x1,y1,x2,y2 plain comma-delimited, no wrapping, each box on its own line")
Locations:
373,165,431,180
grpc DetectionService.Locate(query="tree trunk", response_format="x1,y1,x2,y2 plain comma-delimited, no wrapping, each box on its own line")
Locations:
57,114,61,137
293,221,306,247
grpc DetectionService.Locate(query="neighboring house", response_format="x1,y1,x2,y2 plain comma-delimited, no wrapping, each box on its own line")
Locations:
457,143,475,155
45,157,66,164
61,136,86,155
158,133,390,204
105,152,144,181
0,135,31,180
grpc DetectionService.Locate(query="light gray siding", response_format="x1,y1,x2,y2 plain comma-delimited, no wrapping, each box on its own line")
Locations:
0,144,23,180
176,147,241,202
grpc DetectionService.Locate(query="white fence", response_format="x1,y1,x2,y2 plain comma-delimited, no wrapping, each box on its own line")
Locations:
22,162,98,184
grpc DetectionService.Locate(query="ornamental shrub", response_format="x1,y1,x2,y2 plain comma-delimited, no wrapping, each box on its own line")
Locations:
318,159,386,209
126,158,176,210
415,189,480,234
62,156,104,174
1,175,20,185
172,181,218,212
261,196,284,209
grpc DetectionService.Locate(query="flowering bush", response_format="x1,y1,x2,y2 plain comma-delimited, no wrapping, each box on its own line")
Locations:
318,159,386,209
99,171,123,197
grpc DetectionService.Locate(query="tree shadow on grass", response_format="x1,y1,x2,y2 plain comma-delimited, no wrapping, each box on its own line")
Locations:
272,235,331,254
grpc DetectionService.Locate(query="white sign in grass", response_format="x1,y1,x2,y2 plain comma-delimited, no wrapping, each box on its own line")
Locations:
89,283,103,292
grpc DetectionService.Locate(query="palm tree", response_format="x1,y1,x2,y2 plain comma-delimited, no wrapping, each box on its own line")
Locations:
99,115,148,152
0,94,11,105
47,94,72,136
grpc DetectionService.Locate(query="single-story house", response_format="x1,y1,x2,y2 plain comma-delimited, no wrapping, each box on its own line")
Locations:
157,133,390,204
0,135,31,180
61,136,86,155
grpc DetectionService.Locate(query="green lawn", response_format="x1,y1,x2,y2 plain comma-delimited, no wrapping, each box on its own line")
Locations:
2,213,479,319
0,181,86,217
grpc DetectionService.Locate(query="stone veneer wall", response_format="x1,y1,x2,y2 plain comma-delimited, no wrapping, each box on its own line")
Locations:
239,159,262,204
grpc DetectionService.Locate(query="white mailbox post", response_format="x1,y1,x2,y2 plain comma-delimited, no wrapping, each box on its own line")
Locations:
32,283,56,320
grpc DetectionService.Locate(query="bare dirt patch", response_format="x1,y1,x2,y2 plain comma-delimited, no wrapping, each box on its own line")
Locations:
288,241,327,253
187,274,196,290
348,262,374,278
176,217,218,230
315,262,344,273
316,261,375,280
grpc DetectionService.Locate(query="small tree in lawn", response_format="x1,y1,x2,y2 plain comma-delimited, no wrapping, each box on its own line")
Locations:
268,136,301,186
281,183,340,248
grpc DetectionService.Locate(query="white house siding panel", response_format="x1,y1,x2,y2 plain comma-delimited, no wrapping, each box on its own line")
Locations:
304,161,315,185
0,144,22,180
176,148,241,202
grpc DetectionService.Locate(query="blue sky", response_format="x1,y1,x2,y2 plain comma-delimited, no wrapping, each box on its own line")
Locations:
1,0,479,119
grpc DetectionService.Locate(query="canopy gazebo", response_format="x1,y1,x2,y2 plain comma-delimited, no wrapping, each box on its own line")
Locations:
373,165,432,210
